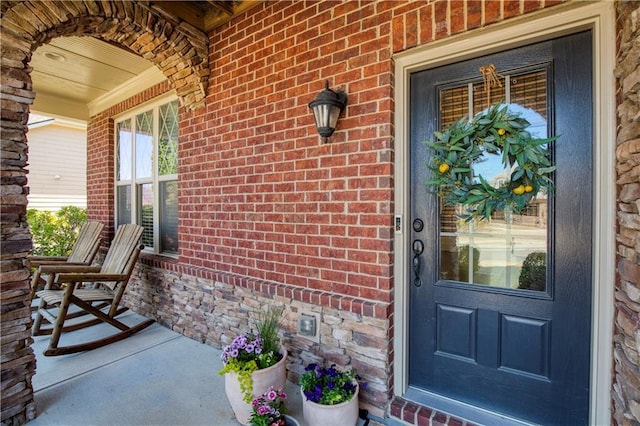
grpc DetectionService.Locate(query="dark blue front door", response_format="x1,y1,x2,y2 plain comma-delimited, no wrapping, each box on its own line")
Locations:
408,31,593,425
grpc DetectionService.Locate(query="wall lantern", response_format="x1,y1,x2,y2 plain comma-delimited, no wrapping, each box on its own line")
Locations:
308,80,348,142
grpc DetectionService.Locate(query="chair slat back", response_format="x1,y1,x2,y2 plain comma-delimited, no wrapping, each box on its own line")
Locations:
66,222,104,263
99,225,144,286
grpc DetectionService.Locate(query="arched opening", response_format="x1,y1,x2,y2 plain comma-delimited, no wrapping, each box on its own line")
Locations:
0,2,210,422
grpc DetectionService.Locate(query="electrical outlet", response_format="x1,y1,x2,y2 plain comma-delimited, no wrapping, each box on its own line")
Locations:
297,311,321,343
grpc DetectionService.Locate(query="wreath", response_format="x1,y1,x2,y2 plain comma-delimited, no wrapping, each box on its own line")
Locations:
424,103,557,221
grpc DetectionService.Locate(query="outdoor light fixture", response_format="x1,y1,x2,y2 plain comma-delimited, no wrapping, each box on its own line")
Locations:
309,80,348,142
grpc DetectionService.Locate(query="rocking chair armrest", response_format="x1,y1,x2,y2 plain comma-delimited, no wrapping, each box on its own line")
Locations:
28,256,69,267
55,272,128,284
28,255,69,262
38,265,102,274
36,261,92,270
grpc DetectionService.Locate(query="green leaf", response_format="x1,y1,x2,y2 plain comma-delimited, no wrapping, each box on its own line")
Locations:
537,166,557,174
512,168,524,180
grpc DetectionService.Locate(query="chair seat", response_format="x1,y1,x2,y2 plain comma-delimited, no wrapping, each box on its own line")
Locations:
37,288,115,304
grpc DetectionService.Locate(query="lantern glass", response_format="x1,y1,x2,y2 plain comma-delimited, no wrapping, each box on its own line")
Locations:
309,81,347,141
312,103,342,138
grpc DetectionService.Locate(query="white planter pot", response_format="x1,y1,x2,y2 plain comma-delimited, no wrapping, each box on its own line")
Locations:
284,414,301,426
301,383,359,426
224,348,288,425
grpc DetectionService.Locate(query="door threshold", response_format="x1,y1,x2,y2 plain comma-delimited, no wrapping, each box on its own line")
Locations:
388,387,536,426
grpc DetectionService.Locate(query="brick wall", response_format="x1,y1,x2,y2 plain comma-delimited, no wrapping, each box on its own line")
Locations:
612,2,640,425
111,0,572,420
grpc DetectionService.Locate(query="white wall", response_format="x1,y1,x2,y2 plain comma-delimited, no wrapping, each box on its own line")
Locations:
26,119,87,211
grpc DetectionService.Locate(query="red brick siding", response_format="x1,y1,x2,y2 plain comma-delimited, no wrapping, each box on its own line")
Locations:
170,0,556,306
86,0,571,421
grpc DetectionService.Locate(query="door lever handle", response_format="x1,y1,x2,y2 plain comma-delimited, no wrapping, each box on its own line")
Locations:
412,239,424,287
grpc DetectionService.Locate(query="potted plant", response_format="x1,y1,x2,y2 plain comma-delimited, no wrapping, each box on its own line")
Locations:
219,306,287,425
249,386,300,426
300,363,366,426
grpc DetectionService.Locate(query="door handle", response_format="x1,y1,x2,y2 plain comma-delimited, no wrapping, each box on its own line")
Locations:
412,239,424,287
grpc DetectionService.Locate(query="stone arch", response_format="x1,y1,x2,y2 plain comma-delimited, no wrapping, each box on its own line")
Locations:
0,2,209,423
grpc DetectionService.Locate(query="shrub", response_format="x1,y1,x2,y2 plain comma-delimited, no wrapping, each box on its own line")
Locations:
27,206,87,257
518,252,547,291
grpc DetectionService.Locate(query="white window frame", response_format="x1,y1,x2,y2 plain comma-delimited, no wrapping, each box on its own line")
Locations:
114,94,179,257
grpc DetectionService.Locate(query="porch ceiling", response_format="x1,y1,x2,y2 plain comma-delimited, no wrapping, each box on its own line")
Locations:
29,1,261,122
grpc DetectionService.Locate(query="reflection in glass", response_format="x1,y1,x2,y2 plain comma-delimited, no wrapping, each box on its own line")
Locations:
160,181,178,254
117,120,132,181
117,185,131,225
138,183,153,249
135,111,153,179
159,101,178,176
440,213,547,290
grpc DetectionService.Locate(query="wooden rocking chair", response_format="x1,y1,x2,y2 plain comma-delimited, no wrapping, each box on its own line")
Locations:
28,221,104,300
32,224,155,356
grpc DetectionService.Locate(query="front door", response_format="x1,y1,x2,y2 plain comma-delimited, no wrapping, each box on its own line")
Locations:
408,31,593,425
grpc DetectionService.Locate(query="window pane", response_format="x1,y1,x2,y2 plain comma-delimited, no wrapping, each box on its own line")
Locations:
440,209,548,290
438,69,549,291
117,185,131,225
160,180,178,253
135,110,153,179
440,85,469,129
159,101,178,176
138,183,153,249
117,120,132,181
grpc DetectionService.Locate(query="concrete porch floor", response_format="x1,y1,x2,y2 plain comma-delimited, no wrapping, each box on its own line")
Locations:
28,311,309,426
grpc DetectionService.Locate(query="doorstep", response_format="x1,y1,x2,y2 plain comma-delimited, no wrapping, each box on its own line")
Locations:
388,397,478,426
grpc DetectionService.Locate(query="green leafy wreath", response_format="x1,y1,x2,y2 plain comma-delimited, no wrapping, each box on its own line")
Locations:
424,103,558,221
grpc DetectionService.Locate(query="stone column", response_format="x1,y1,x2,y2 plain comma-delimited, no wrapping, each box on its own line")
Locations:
0,31,37,425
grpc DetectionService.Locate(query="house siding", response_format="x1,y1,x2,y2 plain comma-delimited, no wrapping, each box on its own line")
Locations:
26,123,87,211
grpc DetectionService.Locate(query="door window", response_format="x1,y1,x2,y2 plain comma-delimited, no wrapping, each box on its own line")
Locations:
438,69,550,291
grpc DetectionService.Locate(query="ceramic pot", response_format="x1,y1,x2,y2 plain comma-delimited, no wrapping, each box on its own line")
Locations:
284,414,301,426
301,383,359,426
224,348,288,425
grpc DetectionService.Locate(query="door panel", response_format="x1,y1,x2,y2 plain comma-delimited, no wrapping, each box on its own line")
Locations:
408,31,592,425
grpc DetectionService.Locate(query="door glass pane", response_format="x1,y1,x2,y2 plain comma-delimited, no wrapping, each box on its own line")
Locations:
117,185,131,225
159,101,178,176
117,120,132,181
439,69,549,291
138,183,154,249
160,180,178,254
135,110,153,179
